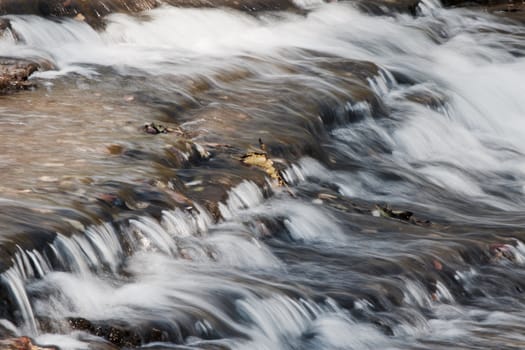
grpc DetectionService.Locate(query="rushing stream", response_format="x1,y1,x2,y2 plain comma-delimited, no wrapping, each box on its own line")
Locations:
2,0,525,349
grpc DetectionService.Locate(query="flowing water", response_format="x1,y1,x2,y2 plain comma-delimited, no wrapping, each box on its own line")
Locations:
2,0,525,349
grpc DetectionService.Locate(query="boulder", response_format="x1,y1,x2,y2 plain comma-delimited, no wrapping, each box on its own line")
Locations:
0,58,39,93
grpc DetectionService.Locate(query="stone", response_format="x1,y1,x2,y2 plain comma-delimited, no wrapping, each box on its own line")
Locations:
0,337,56,350
0,58,39,93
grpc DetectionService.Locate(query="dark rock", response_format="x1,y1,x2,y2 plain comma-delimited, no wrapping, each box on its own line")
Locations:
441,0,515,6
0,0,157,28
0,0,300,29
0,17,20,41
345,0,525,19
0,18,8,30
162,0,299,12
338,0,420,16
67,317,188,347
68,317,141,347
142,122,179,135
375,205,414,222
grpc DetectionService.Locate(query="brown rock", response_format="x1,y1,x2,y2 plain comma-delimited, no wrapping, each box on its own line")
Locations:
0,337,56,350
0,58,39,93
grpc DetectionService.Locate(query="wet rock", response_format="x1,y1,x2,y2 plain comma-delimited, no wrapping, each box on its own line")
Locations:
1,0,522,30
0,337,56,350
433,0,525,22
0,0,158,28
67,317,192,347
96,193,128,209
0,18,9,31
0,0,300,29
142,122,180,135
344,0,421,16
473,3,525,22
160,139,211,169
373,205,413,221
348,0,525,18
68,318,142,347
162,0,299,12
0,18,19,41
441,0,517,6
0,58,39,93
372,204,432,226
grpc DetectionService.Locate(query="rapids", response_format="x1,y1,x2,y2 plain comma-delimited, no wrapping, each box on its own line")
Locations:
2,0,525,349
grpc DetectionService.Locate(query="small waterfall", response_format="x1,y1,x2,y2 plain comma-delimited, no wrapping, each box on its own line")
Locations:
0,246,54,335
1,268,38,335
2,1,525,349
219,181,266,220
0,181,277,337
367,68,397,98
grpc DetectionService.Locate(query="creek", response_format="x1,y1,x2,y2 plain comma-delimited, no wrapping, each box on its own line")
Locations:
1,1,525,349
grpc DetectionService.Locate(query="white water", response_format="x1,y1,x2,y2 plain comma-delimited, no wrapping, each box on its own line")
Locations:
2,2,525,349
3,176,525,349
2,2,525,211
1,179,356,348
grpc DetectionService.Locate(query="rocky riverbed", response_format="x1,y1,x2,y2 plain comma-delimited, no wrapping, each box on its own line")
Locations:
1,0,524,93
2,1,525,349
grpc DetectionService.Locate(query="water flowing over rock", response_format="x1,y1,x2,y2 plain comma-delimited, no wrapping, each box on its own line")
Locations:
2,1,525,349
0,0,300,28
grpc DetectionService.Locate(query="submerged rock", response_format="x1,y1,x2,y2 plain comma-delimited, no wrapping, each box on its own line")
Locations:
372,204,431,226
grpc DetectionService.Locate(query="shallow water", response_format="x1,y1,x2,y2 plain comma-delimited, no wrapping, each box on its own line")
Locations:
2,1,525,349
